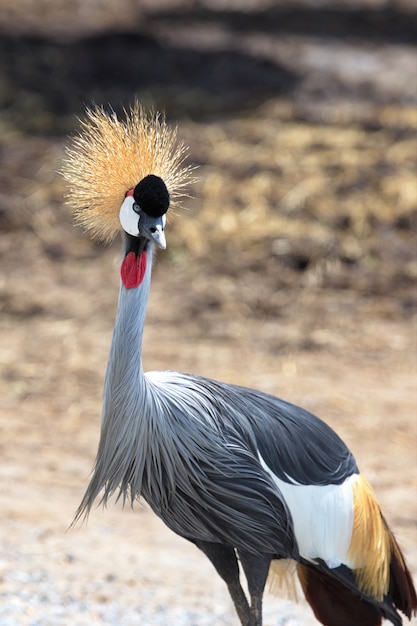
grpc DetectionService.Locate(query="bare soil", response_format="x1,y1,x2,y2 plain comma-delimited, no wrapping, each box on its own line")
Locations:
0,2,416,624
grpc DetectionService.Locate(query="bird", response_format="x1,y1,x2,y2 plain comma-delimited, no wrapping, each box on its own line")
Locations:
62,103,417,626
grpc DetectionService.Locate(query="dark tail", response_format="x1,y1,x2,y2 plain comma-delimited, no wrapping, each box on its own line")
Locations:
298,527,417,626
387,528,417,621
298,562,385,626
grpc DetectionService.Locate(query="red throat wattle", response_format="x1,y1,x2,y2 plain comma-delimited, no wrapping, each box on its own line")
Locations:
121,251,147,289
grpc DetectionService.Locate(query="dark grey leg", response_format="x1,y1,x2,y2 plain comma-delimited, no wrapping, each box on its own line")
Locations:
238,550,272,626
195,541,251,626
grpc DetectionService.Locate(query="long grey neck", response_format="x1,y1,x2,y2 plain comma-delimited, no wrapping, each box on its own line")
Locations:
72,242,156,522
103,240,156,411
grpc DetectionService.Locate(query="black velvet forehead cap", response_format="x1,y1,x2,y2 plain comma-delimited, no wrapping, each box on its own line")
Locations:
133,174,170,218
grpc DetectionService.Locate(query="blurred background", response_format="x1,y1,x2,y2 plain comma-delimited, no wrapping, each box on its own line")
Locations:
0,1,416,624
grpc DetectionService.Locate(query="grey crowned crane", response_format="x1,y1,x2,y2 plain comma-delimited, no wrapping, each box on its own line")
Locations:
63,104,417,626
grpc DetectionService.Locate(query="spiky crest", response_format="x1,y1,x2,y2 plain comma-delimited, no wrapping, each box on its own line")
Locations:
61,102,193,242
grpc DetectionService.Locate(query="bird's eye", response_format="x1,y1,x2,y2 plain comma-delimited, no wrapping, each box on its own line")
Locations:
133,203,141,215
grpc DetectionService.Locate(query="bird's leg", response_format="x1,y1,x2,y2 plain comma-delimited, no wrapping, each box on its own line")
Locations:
237,550,272,626
195,541,251,626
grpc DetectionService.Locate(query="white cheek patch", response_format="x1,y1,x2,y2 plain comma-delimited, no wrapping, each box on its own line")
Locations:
119,196,140,236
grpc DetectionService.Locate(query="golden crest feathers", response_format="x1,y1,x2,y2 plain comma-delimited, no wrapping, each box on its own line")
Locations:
61,102,193,242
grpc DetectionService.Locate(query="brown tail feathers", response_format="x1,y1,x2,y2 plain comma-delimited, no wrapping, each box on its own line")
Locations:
298,562,384,626
297,523,417,626
387,526,417,621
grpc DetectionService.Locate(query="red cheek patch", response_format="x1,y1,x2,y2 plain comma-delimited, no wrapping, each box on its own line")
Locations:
121,251,147,289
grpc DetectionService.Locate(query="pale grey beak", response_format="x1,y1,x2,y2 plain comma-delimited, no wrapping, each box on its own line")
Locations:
139,213,167,250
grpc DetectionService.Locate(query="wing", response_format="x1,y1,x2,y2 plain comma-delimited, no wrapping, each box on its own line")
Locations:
213,379,361,570
212,380,358,486
148,372,362,573
210,380,379,577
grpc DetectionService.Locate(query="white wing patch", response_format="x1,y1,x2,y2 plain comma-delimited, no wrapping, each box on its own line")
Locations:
259,453,359,569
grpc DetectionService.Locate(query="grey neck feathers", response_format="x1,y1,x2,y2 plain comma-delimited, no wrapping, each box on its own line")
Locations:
73,244,158,522
104,249,152,396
